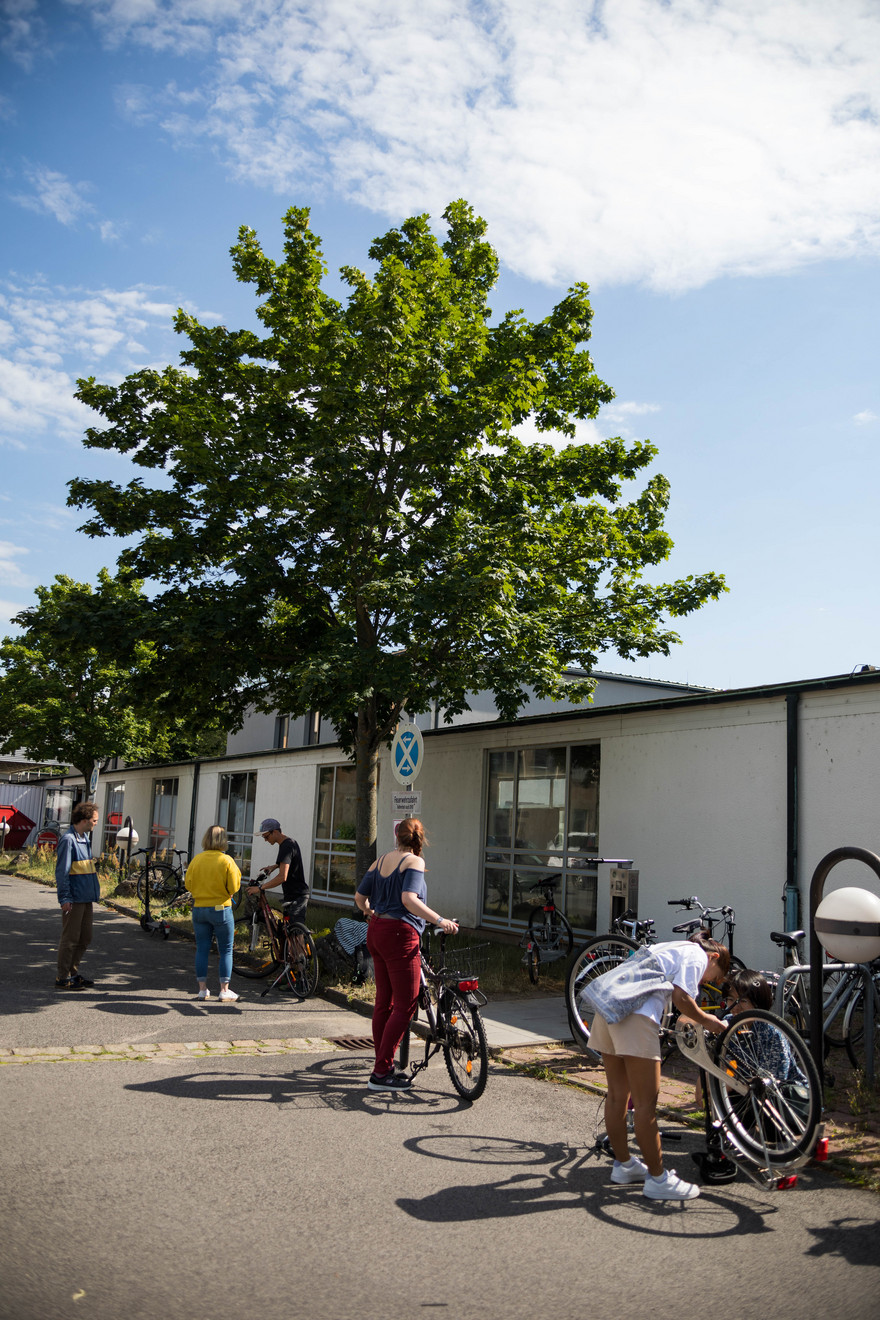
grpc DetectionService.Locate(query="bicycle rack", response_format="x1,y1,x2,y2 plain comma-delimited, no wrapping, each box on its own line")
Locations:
808,847,880,1085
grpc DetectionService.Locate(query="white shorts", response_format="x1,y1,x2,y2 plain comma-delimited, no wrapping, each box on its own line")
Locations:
589,1011,661,1061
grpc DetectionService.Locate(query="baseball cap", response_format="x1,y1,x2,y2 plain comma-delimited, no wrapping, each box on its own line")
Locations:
259,817,281,833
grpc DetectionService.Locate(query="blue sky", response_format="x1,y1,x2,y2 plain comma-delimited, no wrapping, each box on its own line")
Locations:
1,0,878,691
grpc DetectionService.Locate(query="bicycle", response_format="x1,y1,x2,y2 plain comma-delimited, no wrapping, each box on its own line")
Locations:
564,910,658,1056
770,928,879,1069
666,895,744,970
230,878,319,1000
522,876,574,983
396,926,491,1101
671,1009,822,1186
133,847,189,910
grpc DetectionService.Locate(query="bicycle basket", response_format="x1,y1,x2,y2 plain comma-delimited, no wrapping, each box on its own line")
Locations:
442,942,490,981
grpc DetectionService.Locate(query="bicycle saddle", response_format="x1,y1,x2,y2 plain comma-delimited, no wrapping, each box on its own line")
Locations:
770,930,805,948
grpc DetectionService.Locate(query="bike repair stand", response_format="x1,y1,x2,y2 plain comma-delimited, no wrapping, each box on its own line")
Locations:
132,817,169,939
690,1067,738,1184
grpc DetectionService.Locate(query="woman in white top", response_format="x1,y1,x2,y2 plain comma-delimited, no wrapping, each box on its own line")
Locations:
587,934,730,1201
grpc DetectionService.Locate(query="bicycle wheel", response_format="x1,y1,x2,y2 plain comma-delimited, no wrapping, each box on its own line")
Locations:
527,943,541,985
231,915,282,978
565,936,639,1055
442,992,489,1101
528,905,574,957
284,924,319,999
705,1008,821,1166
843,973,880,1072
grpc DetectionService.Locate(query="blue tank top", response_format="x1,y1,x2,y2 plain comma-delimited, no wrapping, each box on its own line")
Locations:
356,855,428,933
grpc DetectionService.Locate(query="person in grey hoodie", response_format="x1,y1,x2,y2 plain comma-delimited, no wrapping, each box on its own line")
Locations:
55,801,100,989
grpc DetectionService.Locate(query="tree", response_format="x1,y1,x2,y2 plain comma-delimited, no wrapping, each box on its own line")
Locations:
70,201,725,877
0,569,225,792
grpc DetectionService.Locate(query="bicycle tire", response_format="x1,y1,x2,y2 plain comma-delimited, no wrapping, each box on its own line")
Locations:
527,943,541,984
442,992,489,1101
705,1008,821,1166
528,906,574,957
564,935,639,1055
136,863,178,907
231,915,282,979
284,924,319,999
843,974,880,1072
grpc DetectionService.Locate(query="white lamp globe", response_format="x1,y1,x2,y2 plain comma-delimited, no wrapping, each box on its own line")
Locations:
116,824,139,849
815,887,880,963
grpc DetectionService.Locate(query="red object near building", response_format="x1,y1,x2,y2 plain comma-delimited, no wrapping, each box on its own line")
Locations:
0,805,37,850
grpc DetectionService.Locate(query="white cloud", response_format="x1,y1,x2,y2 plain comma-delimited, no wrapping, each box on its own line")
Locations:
66,0,880,291
0,277,209,442
0,0,47,71
854,409,878,425
13,164,94,226
0,540,30,588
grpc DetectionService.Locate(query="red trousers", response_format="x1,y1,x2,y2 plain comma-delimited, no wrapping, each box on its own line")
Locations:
366,918,420,1076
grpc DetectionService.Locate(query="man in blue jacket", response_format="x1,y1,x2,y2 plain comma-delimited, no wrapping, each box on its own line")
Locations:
55,801,100,989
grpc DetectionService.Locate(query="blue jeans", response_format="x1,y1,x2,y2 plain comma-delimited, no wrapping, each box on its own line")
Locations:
192,905,235,982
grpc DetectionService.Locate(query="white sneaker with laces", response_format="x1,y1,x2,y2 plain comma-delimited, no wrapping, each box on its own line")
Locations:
197,989,210,1001
610,1158,648,1185
643,1170,700,1201
218,989,239,1002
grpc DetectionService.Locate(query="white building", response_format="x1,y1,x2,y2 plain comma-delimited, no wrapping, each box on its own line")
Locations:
28,668,880,969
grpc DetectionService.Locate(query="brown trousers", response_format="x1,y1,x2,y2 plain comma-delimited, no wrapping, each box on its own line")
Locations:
57,902,94,979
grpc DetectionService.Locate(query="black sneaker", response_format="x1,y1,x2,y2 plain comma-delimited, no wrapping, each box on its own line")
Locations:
367,1071,413,1091
54,977,73,990
68,974,94,988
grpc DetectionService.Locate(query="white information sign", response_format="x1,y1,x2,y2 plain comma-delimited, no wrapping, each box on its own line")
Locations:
391,721,424,785
392,790,422,817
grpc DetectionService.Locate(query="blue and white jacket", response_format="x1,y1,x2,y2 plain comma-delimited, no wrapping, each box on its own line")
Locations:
55,828,100,906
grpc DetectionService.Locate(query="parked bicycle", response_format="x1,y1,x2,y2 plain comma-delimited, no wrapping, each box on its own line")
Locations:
397,926,490,1101
564,909,658,1055
667,895,744,970
133,847,189,910
770,927,880,1071
522,877,574,983
230,878,319,1000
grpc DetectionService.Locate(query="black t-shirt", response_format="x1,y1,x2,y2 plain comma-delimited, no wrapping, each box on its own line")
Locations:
277,836,308,901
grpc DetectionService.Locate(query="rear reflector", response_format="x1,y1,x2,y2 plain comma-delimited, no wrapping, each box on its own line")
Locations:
458,979,479,992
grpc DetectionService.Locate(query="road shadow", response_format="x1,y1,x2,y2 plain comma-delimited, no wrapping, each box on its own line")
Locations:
805,1216,880,1266
395,1132,782,1237
123,1053,472,1116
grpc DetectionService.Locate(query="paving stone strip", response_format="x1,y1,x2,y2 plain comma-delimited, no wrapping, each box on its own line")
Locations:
0,1038,350,1064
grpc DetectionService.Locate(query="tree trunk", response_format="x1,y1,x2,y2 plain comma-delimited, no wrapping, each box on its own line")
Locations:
354,704,379,883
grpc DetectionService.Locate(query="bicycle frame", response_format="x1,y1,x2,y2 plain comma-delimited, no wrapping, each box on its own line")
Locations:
242,887,308,995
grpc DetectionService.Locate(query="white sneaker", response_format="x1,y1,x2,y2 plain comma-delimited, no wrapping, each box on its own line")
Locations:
218,989,239,1003
643,1170,700,1201
197,989,210,1001
610,1158,648,1185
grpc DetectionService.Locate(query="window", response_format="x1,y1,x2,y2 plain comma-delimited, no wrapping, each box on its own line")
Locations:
274,715,290,749
44,786,83,830
304,710,321,746
102,782,125,852
150,778,178,854
218,771,257,874
482,743,600,933
311,764,361,898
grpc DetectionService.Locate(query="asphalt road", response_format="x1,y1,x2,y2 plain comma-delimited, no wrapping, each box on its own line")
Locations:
3,873,880,1320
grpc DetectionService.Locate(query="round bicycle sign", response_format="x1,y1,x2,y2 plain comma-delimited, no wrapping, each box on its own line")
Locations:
391,721,424,785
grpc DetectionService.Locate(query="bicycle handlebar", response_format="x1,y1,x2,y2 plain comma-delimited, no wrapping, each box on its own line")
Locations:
668,897,700,908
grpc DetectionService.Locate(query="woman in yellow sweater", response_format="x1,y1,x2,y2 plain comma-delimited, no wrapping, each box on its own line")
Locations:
185,825,242,1002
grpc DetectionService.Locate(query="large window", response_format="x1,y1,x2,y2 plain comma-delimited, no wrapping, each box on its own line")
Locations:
44,786,83,831
218,771,257,874
312,764,360,898
150,778,178,854
482,743,600,933
102,781,125,852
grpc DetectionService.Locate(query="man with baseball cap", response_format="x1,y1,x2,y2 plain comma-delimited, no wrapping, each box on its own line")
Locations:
249,818,309,923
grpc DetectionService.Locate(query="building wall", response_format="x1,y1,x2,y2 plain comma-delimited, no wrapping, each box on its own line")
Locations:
42,676,880,974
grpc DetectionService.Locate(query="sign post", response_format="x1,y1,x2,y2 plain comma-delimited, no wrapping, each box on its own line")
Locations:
391,722,424,827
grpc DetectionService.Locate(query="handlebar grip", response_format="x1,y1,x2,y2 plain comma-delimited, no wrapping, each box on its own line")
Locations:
667,898,696,907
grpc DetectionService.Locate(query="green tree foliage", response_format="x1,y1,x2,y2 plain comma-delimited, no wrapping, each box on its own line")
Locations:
70,201,725,875
0,569,225,790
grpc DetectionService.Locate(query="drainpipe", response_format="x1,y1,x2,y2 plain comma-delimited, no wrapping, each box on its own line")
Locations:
187,759,201,859
784,692,800,928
